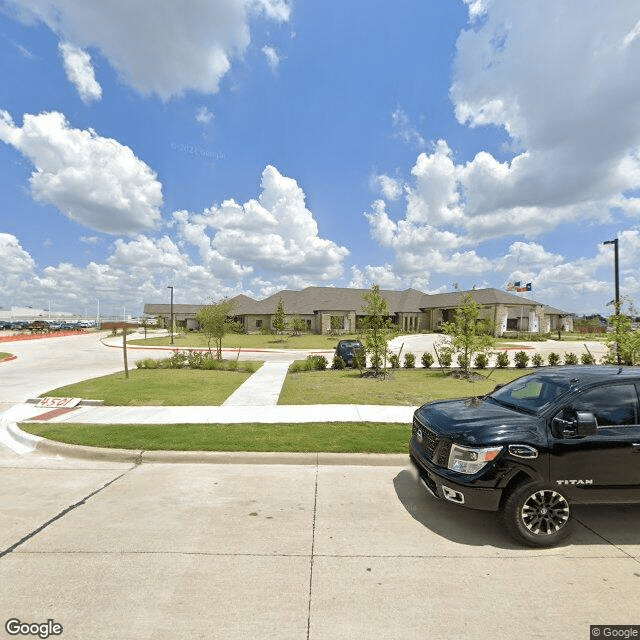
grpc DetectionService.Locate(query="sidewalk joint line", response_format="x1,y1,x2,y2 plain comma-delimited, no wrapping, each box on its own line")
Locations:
0,466,135,559
306,454,319,640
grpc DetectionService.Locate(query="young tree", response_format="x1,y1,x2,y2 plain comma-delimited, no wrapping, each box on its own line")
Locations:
195,299,237,360
604,300,640,365
360,284,395,374
441,293,495,377
273,297,288,337
290,315,306,336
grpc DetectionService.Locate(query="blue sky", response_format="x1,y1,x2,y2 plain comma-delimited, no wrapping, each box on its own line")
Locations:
1,0,640,319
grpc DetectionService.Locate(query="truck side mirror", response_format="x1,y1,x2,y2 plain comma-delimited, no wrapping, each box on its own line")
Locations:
573,411,597,437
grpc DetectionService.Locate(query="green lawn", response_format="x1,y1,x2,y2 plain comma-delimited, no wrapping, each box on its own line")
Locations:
0,352,11,360
279,367,526,406
41,368,253,406
129,332,356,351
21,421,410,453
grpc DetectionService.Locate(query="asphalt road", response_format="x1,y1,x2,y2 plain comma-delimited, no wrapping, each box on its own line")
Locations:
0,332,638,640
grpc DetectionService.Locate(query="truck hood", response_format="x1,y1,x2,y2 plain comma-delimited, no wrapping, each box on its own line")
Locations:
414,397,545,447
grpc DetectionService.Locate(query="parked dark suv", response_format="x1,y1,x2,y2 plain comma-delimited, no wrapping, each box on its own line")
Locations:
335,339,363,367
410,366,640,546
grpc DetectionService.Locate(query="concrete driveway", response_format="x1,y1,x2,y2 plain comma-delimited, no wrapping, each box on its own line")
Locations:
1,453,639,640
1,331,638,639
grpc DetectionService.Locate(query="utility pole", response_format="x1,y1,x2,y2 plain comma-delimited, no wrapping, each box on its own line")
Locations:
603,238,620,313
167,285,174,345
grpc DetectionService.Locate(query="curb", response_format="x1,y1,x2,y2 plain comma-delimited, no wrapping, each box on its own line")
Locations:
0,355,17,363
11,423,409,467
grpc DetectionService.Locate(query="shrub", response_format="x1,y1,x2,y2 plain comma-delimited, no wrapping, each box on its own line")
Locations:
370,354,384,370
457,353,469,371
308,355,328,370
532,353,544,367
548,352,560,366
514,351,529,368
581,352,596,365
136,358,158,369
421,352,434,368
496,351,510,368
564,352,579,365
438,347,453,368
474,353,489,369
332,355,346,370
389,354,401,369
354,349,367,369
167,350,188,368
404,352,416,368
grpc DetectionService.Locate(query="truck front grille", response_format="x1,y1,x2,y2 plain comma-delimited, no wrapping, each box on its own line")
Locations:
413,416,452,468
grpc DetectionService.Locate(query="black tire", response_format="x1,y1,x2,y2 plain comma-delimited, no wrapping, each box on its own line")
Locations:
501,482,573,547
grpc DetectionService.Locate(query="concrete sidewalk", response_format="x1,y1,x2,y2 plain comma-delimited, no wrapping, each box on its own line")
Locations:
223,360,295,406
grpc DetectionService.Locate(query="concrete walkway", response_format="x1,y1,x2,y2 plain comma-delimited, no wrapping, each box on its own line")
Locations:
223,360,295,406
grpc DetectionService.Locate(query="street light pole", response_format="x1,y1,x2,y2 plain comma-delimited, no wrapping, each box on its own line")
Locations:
603,238,620,314
167,285,174,345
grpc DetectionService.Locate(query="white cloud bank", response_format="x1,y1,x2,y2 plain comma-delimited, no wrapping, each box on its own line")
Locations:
174,165,350,292
0,110,163,234
6,0,292,99
362,0,640,311
0,166,350,313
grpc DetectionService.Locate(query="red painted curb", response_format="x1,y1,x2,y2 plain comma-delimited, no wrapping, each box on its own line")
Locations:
0,330,88,343
0,354,17,363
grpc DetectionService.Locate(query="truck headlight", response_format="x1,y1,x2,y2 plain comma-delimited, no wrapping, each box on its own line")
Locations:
448,444,502,474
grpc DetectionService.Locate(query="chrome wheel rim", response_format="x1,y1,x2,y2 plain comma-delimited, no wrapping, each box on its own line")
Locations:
521,490,569,535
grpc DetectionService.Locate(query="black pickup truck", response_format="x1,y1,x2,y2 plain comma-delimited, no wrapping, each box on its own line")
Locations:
410,366,640,546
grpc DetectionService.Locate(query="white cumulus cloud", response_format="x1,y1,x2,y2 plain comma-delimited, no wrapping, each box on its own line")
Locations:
58,41,102,103
0,110,163,234
174,165,349,286
6,0,292,100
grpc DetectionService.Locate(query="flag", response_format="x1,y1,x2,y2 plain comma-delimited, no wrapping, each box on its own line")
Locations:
516,282,532,292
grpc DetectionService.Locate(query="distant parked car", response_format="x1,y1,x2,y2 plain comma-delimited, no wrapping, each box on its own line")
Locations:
335,339,364,367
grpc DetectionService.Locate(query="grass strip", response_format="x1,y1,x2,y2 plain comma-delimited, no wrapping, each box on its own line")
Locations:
41,368,253,406
279,368,525,406
20,422,411,453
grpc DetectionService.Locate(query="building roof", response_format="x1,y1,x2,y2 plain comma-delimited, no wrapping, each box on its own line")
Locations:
144,287,570,318
421,288,547,309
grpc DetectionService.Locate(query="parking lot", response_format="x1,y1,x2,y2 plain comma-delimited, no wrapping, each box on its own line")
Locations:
0,332,638,639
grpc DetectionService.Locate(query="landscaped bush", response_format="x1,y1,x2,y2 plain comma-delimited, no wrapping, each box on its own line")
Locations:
532,353,544,367
136,358,159,369
581,352,596,365
370,354,384,370
354,349,367,369
564,352,579,365
496,351,510,368
474,353,489,369
332,355,346,369
389,354,401,369
457,354,469,371
168,350,188,368
307,355,328,370
548,352,561,366
404,352,416,368
421,352,434,368
514,351,529,368
438,348,453,368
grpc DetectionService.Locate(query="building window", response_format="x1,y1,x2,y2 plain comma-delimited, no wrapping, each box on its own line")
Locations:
256,320,262,328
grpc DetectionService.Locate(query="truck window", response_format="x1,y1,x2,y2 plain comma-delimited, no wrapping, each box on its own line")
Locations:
490,374,568,413
561,384,639,427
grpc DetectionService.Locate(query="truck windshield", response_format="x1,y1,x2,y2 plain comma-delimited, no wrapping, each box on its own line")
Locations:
489,374,569,414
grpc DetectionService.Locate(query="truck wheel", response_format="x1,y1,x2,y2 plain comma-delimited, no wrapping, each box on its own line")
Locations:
501,482,572,547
